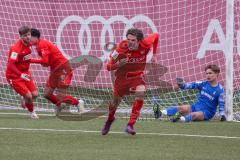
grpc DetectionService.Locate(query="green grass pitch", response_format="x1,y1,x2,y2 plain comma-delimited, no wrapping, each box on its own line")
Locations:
0,111,240,160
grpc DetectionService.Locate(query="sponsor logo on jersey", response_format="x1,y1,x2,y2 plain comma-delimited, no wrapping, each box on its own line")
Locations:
128,56,145,63
201,90,214,101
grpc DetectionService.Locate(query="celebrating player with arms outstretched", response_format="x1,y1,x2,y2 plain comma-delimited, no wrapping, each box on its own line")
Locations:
102,28,159,135
6,26,39,119
156,64,226,122
30,28,83,113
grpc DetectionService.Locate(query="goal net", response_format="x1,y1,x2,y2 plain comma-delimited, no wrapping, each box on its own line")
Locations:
0,0,239,120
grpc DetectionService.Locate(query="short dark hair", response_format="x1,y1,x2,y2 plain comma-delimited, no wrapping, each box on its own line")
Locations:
126,28,144,41
18,26,31,36
31,28,41,38
205,64,220,74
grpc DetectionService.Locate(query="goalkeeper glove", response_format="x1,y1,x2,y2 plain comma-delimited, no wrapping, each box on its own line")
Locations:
21,73,30,81
220,115,226,121
176,77,184,88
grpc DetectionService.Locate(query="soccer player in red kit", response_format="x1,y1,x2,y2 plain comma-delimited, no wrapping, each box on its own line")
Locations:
6,26,39,119
102,28,159,135
30,28,84,113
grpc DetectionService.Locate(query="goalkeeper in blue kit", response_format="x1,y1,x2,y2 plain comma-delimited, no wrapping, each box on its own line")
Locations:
156,64,226,122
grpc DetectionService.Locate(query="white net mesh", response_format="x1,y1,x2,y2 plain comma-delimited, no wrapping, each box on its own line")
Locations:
233,0,240,121
0,0,239,120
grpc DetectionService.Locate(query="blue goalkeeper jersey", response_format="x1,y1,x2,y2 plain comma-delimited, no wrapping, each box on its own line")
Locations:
180,81,225,116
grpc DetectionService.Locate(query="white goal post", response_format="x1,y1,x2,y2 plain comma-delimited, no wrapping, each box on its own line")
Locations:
197,0,234,120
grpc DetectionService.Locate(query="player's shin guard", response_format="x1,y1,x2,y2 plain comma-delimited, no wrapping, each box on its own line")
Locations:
107,104,117,121
62,95,79,105
25,102,34,112
128,99,143,126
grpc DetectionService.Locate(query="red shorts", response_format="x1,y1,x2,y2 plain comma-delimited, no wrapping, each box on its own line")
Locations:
7,77,37,96
46,63,73,89
113,77,145,97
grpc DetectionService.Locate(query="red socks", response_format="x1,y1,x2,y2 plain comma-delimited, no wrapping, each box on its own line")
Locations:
45,94,78,107
128,99,144,126
25,102,34,112
62,95,79,105
107,104,117,121
106,99,143,124
46,94,61,107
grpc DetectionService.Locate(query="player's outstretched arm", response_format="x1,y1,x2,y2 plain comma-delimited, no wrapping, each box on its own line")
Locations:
30,58,47,65
177,78,204,90
151,33,159,55
30,50,49,66
144,33,159,54
143,33,159,63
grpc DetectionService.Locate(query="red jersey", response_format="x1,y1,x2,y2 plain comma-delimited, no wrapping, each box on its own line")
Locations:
107,33,159,79
32,39,67,71
6,39,32,79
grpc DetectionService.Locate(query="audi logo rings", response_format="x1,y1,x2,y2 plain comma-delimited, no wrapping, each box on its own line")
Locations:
56,15,157,62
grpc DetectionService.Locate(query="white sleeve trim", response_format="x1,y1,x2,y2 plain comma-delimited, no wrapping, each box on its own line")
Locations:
111,50,119,60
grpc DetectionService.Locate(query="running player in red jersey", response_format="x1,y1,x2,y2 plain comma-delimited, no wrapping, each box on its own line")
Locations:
102,28,159,135
6,26,39,119
30,28,84,114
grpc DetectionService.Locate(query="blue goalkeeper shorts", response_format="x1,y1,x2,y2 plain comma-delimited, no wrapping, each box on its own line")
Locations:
191,103,215,120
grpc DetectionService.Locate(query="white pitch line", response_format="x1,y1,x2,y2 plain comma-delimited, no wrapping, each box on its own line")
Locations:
0,112,55,116
0,127,240,140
